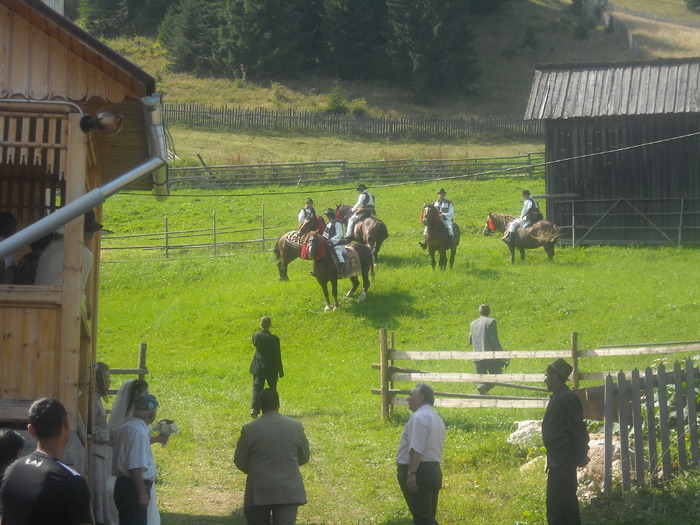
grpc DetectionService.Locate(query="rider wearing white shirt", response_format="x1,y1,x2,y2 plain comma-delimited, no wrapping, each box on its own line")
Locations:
503,190,541,244
420,188,455,249
322,209,346,274
298,198,317,226
345,184,375,242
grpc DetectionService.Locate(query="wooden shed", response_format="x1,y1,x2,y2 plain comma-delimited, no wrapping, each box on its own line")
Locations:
0,0,167,472
524,58,700,245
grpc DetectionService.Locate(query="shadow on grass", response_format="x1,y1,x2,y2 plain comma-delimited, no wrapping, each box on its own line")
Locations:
161,511,245,524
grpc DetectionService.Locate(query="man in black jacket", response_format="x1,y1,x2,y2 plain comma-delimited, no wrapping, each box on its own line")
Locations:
542,359,590,525
249,316,284,418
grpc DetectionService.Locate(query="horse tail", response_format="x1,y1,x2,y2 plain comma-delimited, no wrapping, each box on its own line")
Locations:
273,237,282,260
532,223,563,243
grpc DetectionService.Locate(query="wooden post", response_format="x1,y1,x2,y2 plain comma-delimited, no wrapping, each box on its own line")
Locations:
380,328,389,421
603,374,614,493
630,369,645,485
390,332,395,391
570,332,579,390
678,195,685,245
657,363,672,480
138,343,147,382
213,211,217,257
673,361,688,471
685,358,699,468
617,371,631,490
261,204,266,252
644,366,658,481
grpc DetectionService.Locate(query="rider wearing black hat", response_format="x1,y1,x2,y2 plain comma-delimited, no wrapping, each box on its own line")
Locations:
345,184,375,243
420,188,455,249
322,208,346,274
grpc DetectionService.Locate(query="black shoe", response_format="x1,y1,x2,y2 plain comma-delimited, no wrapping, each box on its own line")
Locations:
418,241,427,250
250,410,259,418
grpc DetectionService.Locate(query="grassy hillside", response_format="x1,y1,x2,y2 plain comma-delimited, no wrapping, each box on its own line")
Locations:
99,177,700,524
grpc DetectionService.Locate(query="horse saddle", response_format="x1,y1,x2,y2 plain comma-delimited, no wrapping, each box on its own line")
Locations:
342,246,362,278
284,231,304,250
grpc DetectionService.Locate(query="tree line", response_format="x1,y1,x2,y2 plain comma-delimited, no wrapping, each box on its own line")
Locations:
76,0,512,102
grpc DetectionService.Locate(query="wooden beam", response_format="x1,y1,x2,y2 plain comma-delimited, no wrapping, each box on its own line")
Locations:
391,372,545,383
389,350,571,360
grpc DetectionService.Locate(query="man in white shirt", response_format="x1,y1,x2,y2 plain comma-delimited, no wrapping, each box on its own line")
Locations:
322,208,346,274
420,188,455,249
396,383,446,525
503,190,541,244
344,184,375,243
112,394,161,525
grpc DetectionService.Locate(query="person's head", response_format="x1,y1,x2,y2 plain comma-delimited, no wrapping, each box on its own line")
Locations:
408,382,435,412
132,394,159,424
305,198,314,208
356,184,367,193
83,209,103,240
545,359,573,392
260,316,272,330
259,388,280,413
0,211,18,239
479,303,490,317
95,362,111,399
0,428,25,474
27,397,68,442
323,208,336,221
437,189,446,200
522,190,531,200
127,379,149,411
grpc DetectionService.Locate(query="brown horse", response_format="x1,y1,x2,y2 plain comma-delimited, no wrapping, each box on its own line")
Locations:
274,231,306,281
304,233,374,311
483,213,562,263
421,203,461,270
336,204,388,265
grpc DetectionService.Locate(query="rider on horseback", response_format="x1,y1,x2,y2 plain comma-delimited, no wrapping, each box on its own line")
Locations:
344,184,375,243
298,198,317,227
419,188,455,249
502,190,543,245
322,208,346,275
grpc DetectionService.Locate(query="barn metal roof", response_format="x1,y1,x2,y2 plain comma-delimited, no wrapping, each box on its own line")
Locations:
524,58,700,120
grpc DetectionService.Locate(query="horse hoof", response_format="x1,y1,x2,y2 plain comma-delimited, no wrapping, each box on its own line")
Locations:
324,305,332,312
358,291,367,302
333,305,339,311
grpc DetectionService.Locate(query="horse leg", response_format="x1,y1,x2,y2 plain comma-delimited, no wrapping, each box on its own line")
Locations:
358,272,369,302
346,276,359,298
439,249,447,270
519,247,526,261
449,246,457,269
277,261,289,281
319,280,333,311
509,245,516,264
545,243,555,261
331,279,339,310
429,248,437,270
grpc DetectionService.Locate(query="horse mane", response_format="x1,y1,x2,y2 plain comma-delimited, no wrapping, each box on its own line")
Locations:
421,203,441,226
489,213,516,230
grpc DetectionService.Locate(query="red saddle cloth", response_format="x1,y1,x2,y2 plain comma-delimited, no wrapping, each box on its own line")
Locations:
301,238,326,260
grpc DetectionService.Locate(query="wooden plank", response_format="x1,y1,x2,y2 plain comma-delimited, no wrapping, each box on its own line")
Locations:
673,361,688,471
618,371,631,490
644,366,658,480
391,372,544,383
109,368,148,375
604,374,614,493
29,26,49,100
35,306,60,399
579,343,700,357
630,369,645,485
685,358,699,468
49,37,68,100
67,49,87,101
389,350,570,360
9,14,30,98
391,396,548,409
20,310,39,398
0,4,11,97
1,308,23,397
657,363,672,480
0,399,34,423
371,389,548,402
0,285,61,304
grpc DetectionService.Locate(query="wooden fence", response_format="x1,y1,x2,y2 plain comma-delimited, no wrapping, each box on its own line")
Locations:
373,328,700,420
599,359,700,491
168,153,545,189
163,103,545,138
101,209,285,259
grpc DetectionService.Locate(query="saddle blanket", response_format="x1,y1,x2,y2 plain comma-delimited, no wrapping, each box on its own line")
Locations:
283,231,304,250
343,246,362,278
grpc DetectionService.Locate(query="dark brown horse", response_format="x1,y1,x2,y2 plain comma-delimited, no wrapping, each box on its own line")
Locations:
304,233,374,311
421,203,461,270
483,213,562,263
336,204,388,265
274,231,305,281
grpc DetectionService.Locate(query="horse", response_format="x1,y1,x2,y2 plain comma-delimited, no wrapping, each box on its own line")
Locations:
273,215,326,281
303,233,375,311
420,203,461,270
336,204,388,265
483,212,562,263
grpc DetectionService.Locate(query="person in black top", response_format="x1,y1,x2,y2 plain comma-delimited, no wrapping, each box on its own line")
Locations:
542,359,590,525
249,316,284,418
0,397,93,525
0,428,25,517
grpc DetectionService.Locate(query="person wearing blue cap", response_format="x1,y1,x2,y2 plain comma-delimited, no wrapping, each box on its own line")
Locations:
112,393,165,525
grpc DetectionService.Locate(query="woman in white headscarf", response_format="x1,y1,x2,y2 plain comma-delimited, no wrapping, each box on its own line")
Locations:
107,379,160,525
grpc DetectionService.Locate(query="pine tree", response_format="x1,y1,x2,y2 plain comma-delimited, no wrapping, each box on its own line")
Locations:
79,0,128,39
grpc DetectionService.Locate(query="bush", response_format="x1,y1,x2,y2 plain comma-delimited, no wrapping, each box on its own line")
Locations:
325,81,348,114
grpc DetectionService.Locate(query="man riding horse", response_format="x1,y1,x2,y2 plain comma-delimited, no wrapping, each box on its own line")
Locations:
322,208,346,275
344,184,375,243
502,190,543,245
420,188,455,249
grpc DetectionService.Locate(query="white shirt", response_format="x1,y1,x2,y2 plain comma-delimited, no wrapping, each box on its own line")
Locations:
34,239,94,290
351,191,374,213
519,198,536,220
322,221,343,244
112,418,157,481
396,404,446,465
433,199,454,221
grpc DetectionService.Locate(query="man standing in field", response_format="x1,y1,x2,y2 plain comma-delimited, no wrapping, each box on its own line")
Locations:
469,303,506,395
249,316,284,418
234,388,310,525
396,382,446,525
542,359,590,525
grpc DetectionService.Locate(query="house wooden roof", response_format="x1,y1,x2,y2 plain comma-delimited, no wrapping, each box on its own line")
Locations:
524,58,700,120
1,0,156,102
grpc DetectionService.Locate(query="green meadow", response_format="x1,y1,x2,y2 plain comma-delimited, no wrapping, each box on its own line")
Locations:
98,178,700,524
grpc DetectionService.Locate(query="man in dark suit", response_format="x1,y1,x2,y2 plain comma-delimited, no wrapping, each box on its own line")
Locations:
249,316,284,418
234,389,310,525
468,304,506,395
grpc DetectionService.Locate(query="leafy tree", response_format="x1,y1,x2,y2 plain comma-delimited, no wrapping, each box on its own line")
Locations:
297,0,326,70
218,0,304,80
79,0,128,38
159,0,224,77
386,0,480,102
125,0,179,36
322,0,388,78
688,0,700,13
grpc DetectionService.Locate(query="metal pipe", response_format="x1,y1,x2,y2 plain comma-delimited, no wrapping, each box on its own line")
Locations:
0,157,165,259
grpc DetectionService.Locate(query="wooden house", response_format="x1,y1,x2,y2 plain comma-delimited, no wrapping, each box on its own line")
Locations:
524,58,700,245
0,0,167,472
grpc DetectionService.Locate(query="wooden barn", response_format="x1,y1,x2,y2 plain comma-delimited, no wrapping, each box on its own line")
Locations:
0,0,168,472
525,58,700,245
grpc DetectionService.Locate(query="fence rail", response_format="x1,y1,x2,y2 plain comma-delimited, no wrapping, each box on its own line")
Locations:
168,153,545,189
163,103,545,138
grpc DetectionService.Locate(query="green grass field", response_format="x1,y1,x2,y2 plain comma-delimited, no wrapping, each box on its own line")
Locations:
98,177,700,524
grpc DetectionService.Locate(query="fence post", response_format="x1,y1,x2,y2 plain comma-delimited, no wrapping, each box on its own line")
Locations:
380,328,390,421
213,211,218,257
164,218,169,259
617,370,631,490
603,374,614,493
571,332,579,389
138,343,147,382
685,358,699,468
657,363,672,480
673,361,688,471
630,369,645,485
644,366,658,480
262,204,266,252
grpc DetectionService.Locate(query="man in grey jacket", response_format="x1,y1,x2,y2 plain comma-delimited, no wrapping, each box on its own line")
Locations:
234,389,310,525
469,304,506,395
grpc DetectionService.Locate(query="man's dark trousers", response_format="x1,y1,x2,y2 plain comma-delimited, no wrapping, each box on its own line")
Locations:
546,464,580,525
251,375,277,413
114,477,152,525
397,462,442,525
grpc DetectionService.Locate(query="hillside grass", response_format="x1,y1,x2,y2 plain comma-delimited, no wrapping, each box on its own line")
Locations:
99,177,700,524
